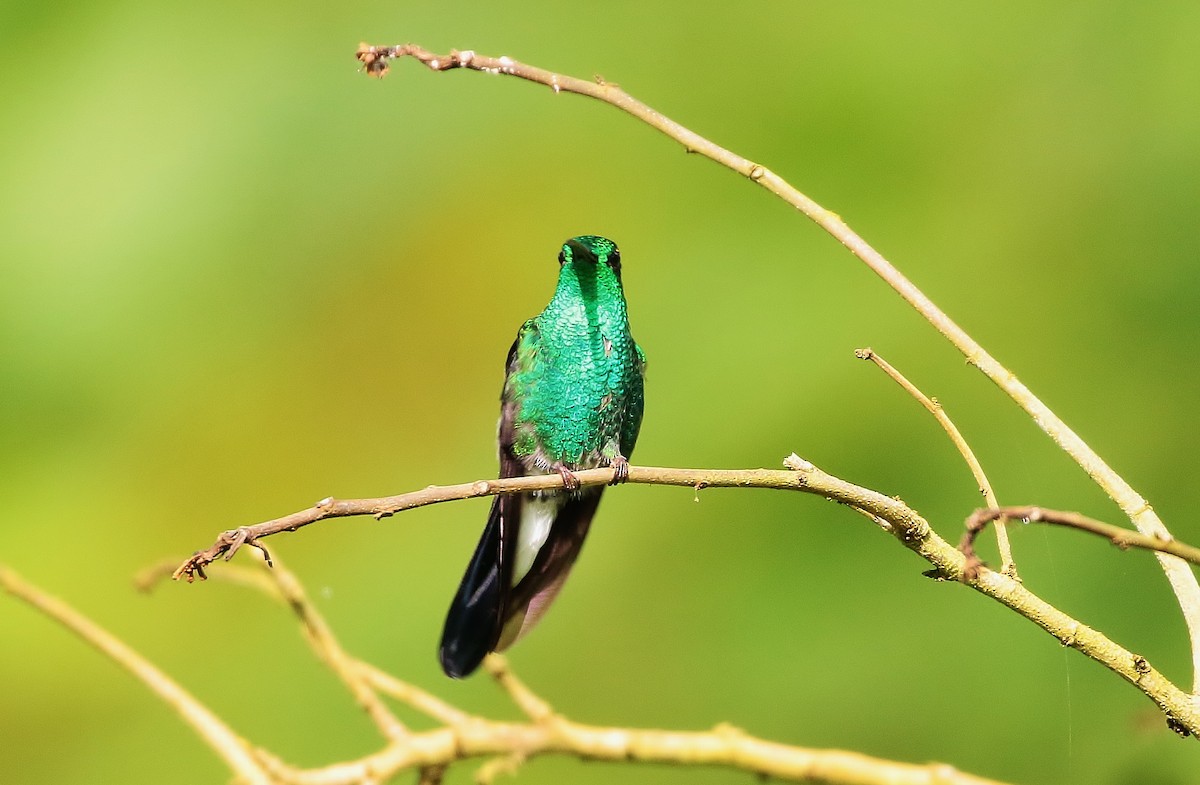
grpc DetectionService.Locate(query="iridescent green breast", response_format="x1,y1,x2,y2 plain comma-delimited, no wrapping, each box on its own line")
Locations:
506,242,644,470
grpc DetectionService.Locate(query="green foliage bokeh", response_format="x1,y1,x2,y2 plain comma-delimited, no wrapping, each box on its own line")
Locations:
3,2,1200,783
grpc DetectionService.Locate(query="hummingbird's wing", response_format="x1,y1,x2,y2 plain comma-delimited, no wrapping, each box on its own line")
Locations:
437,496,504,678
438,324,536,678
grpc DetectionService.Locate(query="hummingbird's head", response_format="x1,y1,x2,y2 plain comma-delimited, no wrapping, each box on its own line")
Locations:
558,235,621,276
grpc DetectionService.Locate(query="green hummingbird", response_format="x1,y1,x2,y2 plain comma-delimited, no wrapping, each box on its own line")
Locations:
439,235,646,678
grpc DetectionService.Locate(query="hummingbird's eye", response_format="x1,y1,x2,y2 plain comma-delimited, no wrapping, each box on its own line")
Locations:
605,250,621,273
557,250,567,265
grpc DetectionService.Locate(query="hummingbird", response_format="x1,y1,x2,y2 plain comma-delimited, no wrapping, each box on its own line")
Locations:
438,235,646,678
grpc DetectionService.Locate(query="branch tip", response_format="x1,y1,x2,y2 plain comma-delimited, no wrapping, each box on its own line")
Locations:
783,453,814,472
962,505,1200,574
355,42,395,78
862,349,1016,576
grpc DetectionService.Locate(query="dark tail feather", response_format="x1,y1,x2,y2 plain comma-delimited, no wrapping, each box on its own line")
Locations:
438,497,505,678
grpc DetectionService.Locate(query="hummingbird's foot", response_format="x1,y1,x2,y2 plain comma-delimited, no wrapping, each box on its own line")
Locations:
553,464,582,491
609,456,630,485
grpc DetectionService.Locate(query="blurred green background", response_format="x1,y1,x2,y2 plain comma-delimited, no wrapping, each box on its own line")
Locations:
3,2,1200,783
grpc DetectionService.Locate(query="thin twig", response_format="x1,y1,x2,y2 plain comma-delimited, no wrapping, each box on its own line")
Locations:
355,662,470,727
256,551,499,785
355,41,1200,692
140,556,283,598
856,347,1016,577
0,564,273,785
143,559,472,730
254,552,409,742
961,506,1200,580
483,654,556,723
172,465,837,582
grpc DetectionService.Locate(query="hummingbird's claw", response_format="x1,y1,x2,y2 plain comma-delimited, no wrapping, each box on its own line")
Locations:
220,527,274,567
554,464,582,491
609,456,630,485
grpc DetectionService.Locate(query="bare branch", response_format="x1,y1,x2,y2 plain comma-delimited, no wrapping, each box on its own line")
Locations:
0,564,273,785
961,506,1200,580
856,347,1016,577
355,40,1200,691
286,719,1015,785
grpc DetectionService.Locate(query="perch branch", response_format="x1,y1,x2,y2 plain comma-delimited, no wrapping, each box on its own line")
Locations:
0,565,273,785
355,41,1200,692
961,506,1200,579
172,464,874,582
856,347,1015,576
176,456,1200,736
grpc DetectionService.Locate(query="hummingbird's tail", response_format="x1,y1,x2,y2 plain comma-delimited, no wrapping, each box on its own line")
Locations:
438,498,505,679
438,489,603,678
495,491,600,651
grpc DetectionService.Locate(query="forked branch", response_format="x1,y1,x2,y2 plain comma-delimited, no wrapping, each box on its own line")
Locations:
0,565,273,785
172,455,1200,737
4,560,1014,785
856,347,1015,576
961,506,1200,580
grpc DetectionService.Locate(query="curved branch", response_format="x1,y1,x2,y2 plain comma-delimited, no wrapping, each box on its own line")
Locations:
172,464,842,582
354,41,1200,692
152,558,479,732
0,565,272,785
856,347,1015,576
254,552,409,742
